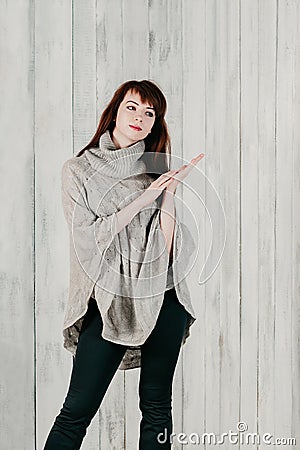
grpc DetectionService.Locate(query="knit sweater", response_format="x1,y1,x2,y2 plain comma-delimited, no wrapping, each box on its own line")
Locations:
61,129,197,370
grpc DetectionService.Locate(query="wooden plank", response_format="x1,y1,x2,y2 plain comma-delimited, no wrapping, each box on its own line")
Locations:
275,0,298,446
290,1,300,445
181,0,206,447
0,1,35,449
204,1,241,445
240,0,260,440
73,0,97,153
212,0,241,442
97,0,124,114
257,0,277,445
205,0,224,440
34,1,73,449
96,1,126,449
123,0,149,81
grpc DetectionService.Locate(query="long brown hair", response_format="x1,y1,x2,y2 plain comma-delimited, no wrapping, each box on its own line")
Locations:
75,80,171,176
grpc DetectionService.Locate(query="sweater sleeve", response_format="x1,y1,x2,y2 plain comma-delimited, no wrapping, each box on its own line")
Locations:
165,218,196,289
61,160,117,284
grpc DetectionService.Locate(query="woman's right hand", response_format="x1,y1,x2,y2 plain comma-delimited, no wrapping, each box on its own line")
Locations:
140,170,180,207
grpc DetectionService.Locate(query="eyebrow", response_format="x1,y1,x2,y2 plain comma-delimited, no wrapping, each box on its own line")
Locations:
126,100,155,111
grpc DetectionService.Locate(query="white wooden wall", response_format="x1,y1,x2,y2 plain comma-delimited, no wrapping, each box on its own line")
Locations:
1,1,299,449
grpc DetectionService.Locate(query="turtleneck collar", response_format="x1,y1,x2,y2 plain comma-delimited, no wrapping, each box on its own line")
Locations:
85,129,146,178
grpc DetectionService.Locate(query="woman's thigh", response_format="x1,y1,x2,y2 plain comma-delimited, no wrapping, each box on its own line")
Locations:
139,288,188,388
61,299,128,419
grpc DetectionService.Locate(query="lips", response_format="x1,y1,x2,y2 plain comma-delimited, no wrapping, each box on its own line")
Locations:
129,124,142,131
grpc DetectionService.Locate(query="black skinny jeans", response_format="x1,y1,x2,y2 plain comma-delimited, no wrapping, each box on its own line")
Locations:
43,288,188,449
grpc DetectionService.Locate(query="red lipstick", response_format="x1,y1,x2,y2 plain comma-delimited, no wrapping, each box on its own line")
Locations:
129,124,142,131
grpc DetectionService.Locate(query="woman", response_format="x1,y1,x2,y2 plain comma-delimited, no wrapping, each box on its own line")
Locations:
43,79,204,449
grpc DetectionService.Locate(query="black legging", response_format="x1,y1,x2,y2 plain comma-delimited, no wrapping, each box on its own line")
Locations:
43,288,189,449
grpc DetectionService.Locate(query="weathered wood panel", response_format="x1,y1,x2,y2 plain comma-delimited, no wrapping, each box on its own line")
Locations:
255,0,277,446
0,1,35,449
34,1,73,449
276,0,300,447
181,1,207,448
240,0,262,442
207,0,241,445
1,1,299,449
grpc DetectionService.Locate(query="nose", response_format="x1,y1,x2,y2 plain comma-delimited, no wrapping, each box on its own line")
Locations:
134,113,142,122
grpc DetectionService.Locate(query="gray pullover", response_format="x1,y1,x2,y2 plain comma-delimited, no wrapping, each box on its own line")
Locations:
61,130,197,370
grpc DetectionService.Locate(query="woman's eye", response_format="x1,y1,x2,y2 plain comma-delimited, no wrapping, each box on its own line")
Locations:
126,105,154,118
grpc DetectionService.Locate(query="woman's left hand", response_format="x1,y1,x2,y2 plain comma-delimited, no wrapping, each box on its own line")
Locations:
166,152,205,193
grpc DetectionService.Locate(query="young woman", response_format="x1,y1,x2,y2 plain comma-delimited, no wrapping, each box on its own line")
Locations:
43,79,204,450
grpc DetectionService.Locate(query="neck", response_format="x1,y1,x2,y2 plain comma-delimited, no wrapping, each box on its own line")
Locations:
111,127,140,149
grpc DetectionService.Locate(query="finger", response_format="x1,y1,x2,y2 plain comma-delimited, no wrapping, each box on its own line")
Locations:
159,177,178,189
165,169,178,176
191,154,205,163
176,164,190,173
156,171,175,182
157,170,179,185
178,154,204,169
161,175,177,185
174,165,193,180
175,164,187,172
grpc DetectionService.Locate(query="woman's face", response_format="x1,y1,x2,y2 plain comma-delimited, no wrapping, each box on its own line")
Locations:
113,89,156,147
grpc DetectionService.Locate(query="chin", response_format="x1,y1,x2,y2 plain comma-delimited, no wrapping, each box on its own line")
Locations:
126,131,143,143
117,126,145,144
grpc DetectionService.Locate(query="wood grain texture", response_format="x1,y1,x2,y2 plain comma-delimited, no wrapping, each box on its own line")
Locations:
256,0,277,446
204,1,241,446
289,1,300,445
181,0,206,448
73,0,97,154
34,1,73,449
148,2,186,449
240,0,261,441
0,1,35,449
1,0,299,449
275,0,299,447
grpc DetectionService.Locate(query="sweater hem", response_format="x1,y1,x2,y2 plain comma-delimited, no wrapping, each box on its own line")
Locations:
100,332,146,347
